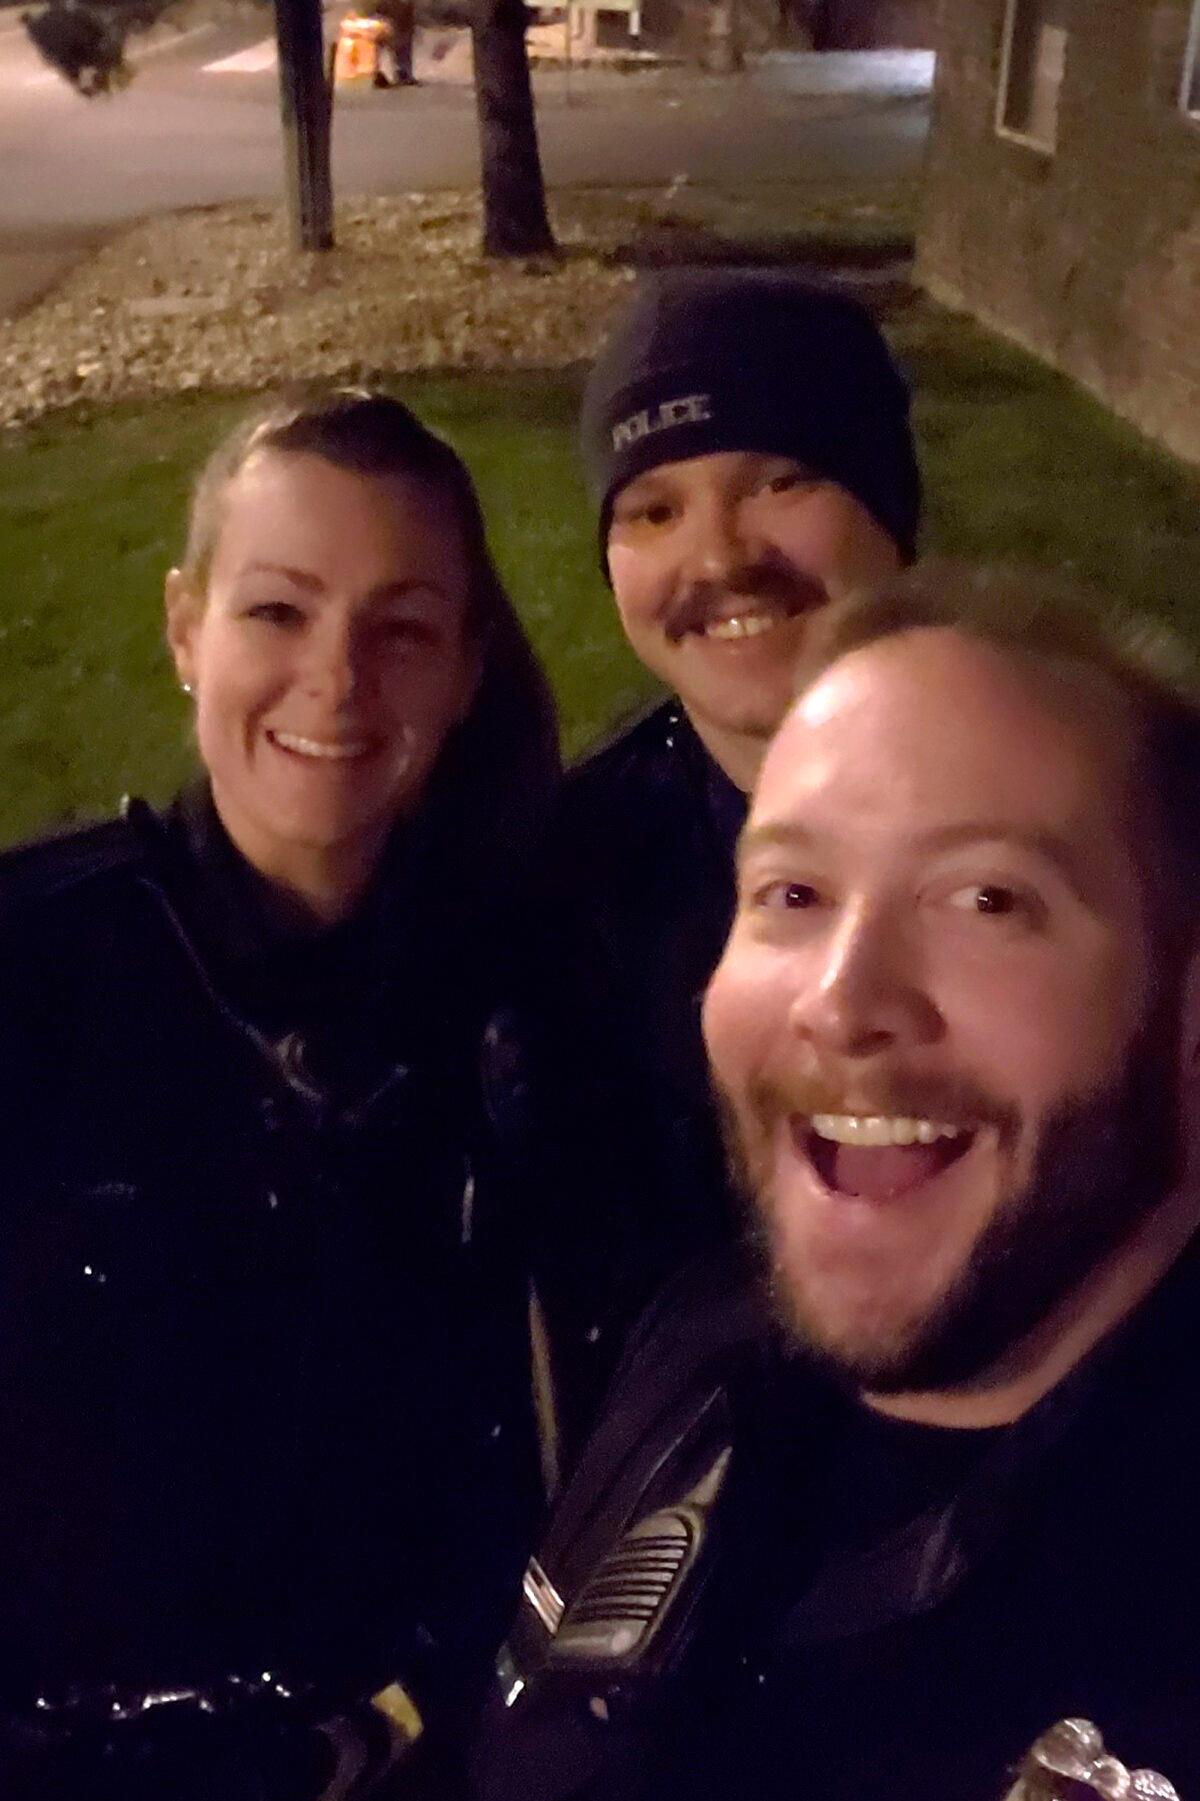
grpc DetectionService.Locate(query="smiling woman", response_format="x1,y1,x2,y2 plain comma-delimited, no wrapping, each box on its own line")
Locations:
0,390,559,1801
165,442,483,924
168,388,558,927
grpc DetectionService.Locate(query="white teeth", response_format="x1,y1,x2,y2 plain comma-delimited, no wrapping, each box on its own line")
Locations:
704,612,779,641
270,731,368,760
809,1115,966,1148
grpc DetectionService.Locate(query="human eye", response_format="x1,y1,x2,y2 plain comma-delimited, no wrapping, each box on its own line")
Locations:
748,877,822,913
373,605,447,652
244,600,305,628
944,882,1044,926
759,464,815,498
378,614,431,642
612,490,674,529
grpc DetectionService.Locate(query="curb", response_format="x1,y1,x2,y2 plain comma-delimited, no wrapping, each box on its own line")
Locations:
129,18,221,64
0,7,218,67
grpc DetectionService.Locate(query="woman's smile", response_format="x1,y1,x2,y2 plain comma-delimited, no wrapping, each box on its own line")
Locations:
265,727,383,763
264,731,369,760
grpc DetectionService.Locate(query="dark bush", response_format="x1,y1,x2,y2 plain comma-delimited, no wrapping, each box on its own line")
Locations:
22,1,131,92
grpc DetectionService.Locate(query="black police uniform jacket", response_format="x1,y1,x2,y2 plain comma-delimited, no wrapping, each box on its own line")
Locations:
0,790,538,1786
476,1243,1200,1801
510,701,748,1453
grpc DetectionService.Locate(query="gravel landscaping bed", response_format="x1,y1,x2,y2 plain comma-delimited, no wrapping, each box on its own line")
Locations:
0,176,919,430
0,192,645,430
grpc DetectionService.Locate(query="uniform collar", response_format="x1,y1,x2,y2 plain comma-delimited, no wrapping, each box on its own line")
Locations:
743,1232,1200,1651
663,704,748,863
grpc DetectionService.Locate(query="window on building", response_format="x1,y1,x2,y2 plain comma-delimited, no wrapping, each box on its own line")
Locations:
1181,0,1200,117
996,0,1068,151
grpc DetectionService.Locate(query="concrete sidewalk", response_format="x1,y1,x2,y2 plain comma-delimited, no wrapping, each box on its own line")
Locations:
328,22,936,93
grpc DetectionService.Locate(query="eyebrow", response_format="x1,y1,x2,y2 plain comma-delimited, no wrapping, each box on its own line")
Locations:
617,453,815,495
737,819,1095,898
239,565,450,605
241,562,322,591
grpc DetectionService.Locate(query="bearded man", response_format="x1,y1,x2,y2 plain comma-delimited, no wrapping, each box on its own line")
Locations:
478,564,1200,1801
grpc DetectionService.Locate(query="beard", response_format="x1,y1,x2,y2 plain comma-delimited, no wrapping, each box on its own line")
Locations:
718,984,1185,1396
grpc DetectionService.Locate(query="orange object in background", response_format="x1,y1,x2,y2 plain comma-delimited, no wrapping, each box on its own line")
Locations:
333,11,389,82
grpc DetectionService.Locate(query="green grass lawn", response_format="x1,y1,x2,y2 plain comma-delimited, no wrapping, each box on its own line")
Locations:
1,299,1199,846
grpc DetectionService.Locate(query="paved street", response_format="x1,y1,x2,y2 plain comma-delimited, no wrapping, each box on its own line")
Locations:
0,6,930,316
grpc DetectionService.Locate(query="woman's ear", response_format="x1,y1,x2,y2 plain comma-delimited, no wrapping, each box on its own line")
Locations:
164,568,201,692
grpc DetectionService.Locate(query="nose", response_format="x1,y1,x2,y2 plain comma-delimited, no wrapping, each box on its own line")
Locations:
679,490,763,590
301,617,361,707
790,900,942,1060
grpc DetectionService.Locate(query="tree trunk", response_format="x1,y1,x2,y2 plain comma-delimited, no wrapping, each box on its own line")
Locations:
471,0,556,258
809,0,873,49
275,0,334,251
706,0,742,71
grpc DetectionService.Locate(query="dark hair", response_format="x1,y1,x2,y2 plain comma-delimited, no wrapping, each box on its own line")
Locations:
181,386,560,890
794,560,1200,946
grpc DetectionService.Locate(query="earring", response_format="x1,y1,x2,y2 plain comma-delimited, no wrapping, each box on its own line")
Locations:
180,681,193,697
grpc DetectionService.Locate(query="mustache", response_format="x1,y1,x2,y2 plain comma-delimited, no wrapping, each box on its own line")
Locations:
744,1067,1018,1136
663,564,830,644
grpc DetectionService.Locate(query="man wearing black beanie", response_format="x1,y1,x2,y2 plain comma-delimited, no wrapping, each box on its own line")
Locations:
521,270,921,1459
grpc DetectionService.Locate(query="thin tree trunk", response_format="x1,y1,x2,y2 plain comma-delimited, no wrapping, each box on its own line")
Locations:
810,0,872,49
275,0,334,252
707,0,742,71
471,0,556,258
808,0,834,48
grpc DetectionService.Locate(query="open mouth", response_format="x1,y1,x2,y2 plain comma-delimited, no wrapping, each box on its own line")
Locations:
267,729,374,763
797,1113,977,1202
700,608,790,642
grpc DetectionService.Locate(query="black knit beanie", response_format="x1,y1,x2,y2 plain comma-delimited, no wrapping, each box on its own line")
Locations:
581,270,921,578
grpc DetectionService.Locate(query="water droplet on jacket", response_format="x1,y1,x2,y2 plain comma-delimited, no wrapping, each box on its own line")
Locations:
1130,1774,1179,1800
